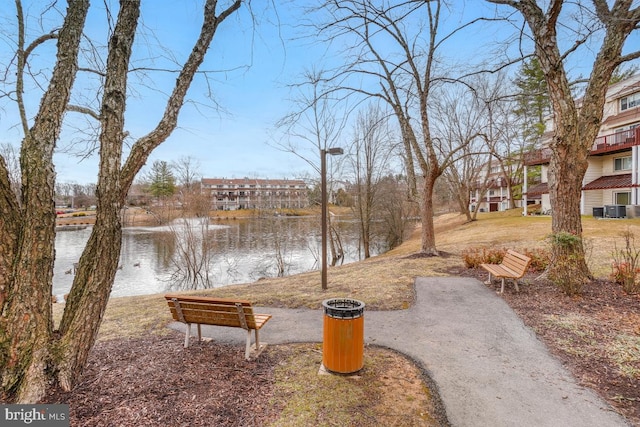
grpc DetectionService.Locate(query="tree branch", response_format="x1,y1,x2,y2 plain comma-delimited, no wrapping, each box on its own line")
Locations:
120,0,242,197
66,104,100,121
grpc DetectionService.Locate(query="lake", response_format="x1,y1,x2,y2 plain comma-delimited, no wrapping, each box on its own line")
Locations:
53,216,388,299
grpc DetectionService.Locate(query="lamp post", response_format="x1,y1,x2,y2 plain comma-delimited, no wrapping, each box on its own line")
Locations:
321,147,344,290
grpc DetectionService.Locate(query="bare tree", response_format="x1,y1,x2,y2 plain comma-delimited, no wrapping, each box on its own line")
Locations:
314,0,477,255
0,0,90,403
276,68,349,174
431,82,488,220
172,156,202,192
172,156,210,217
487,0,640,286
166,217,215,290
348,103,395,258
376,174,417,250
0,0,243,402
476,73,527,213
276,68,348,276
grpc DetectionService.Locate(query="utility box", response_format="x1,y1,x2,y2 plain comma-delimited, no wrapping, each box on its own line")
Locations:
605,205,626,218
592,207,604,218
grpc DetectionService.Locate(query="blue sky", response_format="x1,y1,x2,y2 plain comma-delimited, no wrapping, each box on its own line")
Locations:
1,1,639,185
61,1,321,183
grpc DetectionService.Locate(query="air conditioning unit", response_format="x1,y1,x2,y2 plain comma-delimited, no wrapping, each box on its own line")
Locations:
605,205,626,218
592,207,604,218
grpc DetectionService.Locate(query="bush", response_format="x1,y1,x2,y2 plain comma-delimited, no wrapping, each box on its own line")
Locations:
523,248,551,272
72,212,86,217
461,247,506,268
611,230,640,295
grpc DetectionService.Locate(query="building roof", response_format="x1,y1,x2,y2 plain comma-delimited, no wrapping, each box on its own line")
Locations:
601,105,640,126
608,74,640,99
582,174,633,190
526,182,548,197
524,174,635,195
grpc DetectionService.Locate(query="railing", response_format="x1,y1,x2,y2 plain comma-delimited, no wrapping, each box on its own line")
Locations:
525,128,639,165
523,147,552,165
591,128,638,153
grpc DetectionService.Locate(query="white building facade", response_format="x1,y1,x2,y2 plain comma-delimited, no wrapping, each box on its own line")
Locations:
201,178,309,211
523,75,640,217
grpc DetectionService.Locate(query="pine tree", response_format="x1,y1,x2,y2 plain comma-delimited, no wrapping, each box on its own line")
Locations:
147,160,176,200
513,57,550,147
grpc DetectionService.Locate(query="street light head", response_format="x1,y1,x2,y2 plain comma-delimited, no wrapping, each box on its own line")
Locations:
327,147,344,156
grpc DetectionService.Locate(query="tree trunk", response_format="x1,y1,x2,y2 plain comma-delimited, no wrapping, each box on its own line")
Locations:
55,211,123,390
420,173,439,255
0,0,89,402
56,0,139,390
546,130,590,281
455,182,472,221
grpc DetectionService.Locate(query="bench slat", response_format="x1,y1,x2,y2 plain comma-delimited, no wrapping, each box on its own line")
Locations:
167,301,255,316
167,307,269,330
168,308,255,328
165,293,253,306
480,264,518,278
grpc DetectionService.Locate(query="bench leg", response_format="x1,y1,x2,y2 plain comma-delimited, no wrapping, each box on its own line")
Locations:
484,272,492,285
514,279,520,292
197,324,202,342
500,278,505,294
184,323,191,348
245,329,252,360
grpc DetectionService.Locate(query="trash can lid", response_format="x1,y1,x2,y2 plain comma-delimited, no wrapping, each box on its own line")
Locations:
322,298,365,319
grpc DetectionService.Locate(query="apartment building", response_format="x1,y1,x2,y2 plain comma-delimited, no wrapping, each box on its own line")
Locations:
469,161,516,213
201,178,309,211
523,74,640,217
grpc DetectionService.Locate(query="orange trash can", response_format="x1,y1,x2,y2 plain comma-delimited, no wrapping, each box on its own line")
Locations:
322,298,365,374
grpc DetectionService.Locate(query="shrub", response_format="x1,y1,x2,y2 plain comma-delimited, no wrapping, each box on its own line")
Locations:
523,248,551,272
461,247,506,268
72,212,86,217
611,230,640,295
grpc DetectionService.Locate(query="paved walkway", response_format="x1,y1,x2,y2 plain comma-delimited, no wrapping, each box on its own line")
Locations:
169,277,631,427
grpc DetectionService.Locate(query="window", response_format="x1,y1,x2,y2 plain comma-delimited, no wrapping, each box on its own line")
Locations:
615,192,631,205
621,92,640,111
614,156,632,171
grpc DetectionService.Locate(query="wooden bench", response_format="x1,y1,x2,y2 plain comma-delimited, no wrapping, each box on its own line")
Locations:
165,294,272,360
480,250,532,294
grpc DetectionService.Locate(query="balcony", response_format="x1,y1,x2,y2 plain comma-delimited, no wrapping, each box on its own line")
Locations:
590,128,639,155
524,127,640,165
523,147,552,165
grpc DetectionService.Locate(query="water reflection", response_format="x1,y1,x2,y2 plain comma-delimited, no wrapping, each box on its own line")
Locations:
53,216,386,299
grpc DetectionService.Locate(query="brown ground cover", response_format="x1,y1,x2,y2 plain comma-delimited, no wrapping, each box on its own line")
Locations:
44,337,446,426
